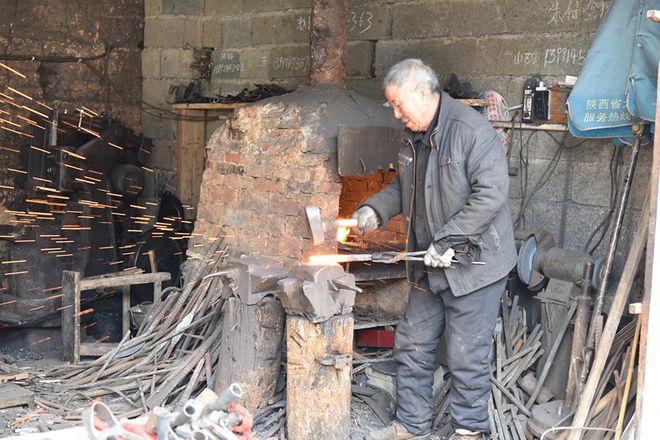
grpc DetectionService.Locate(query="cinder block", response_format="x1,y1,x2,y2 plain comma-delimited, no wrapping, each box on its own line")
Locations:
162,0,204,15
145,0,162,17
238,48,271,80
143,78,174,107
244,0,286,13
347,78,384,101
347,41,373,78
141,48,161,79
507,0,582,34
223,17,251,48
570,162,613,207
348,4,390,40
392,1,449,39
141,110,177,141
375,39,479,78
202,17,223,48
144,16,185,48
184,18,202,47
160,48,181,78
268,45,310,78
251,13,310,45
449,0,509,36
150,139,178,170
205,0,244,16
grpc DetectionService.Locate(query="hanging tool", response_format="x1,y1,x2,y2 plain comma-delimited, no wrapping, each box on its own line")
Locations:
305,205,358,245
309,250,485,265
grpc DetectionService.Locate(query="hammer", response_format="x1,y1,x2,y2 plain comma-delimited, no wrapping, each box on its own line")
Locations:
305,205,358,245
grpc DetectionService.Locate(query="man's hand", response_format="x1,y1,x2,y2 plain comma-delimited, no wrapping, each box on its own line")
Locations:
424,245,454,268
352,206,379,234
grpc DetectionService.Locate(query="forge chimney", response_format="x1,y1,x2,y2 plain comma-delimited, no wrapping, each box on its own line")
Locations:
308,0,348,87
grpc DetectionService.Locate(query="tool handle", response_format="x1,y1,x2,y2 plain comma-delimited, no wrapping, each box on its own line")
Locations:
335,218,358,228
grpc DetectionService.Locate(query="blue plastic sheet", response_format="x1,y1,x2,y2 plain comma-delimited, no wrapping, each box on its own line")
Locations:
567,0,659,141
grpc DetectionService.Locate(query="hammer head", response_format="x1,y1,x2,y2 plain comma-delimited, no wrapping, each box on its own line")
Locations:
305,205,325,245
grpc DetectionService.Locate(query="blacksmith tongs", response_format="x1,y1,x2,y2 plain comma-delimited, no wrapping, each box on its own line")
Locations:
370,251,485,265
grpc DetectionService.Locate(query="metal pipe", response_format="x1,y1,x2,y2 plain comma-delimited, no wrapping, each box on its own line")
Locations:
581,133,641,388
308,0,348,86
203,383,243,414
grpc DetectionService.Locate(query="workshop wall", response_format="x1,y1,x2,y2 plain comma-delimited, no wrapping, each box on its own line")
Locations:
143,0,646,285
0,0,144,298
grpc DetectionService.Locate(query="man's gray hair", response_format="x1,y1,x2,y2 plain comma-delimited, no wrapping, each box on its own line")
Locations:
383,59,440,95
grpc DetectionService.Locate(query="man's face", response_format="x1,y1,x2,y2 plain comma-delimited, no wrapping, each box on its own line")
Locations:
384,84,430,132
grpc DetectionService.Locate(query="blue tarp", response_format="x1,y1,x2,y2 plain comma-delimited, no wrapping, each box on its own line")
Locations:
567,0,660,141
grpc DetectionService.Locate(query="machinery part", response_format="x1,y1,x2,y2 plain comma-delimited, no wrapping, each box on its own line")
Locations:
110,163,144,198
221,256,288,305
305,205,358,245
308,251,484,265
516,230,555,291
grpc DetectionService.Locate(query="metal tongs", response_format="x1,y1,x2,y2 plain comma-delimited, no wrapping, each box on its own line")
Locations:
370,250,485,265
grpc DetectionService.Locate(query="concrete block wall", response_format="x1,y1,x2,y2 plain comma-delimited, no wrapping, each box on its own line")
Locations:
144,0,647,287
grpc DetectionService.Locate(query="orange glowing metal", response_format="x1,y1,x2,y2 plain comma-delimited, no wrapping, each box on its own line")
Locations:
336,226,351,242
0,62,26,78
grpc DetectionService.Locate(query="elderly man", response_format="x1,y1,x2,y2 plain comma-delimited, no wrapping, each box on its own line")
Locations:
354,59,517,440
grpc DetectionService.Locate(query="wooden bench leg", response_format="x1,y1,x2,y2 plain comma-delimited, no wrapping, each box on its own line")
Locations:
61,270,81,364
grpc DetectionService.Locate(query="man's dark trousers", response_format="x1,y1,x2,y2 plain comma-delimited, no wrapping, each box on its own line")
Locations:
394,274,506,435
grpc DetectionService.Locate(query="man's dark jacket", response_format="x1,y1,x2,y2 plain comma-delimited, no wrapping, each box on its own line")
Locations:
363,92,517,296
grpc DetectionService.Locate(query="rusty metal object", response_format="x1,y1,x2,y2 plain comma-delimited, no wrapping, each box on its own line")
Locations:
309,0,348,86
277,264,360,323
221,255,288,305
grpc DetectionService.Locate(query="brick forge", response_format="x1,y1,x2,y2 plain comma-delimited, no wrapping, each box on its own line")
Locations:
190,84,401,267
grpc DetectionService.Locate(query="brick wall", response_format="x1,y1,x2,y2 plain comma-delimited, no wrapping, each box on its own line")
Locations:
144,0,645,291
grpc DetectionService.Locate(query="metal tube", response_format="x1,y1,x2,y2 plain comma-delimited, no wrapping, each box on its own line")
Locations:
204,383,243,414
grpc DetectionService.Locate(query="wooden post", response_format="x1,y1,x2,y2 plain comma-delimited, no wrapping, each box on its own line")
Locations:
61,270,81,364
121,285,131,336
637,52,660,440
286,314,353,440
214,297,285,412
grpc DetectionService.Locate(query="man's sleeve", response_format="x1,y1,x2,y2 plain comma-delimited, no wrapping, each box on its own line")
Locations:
360,174,403,228
433,132,509,242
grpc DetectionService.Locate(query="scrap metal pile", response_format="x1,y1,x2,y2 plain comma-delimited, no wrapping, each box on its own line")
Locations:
29,237,247,433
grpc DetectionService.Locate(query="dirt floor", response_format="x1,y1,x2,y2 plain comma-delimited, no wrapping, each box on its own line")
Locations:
0,348,454,439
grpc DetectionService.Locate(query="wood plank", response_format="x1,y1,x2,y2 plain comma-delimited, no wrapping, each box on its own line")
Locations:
637,58,660,440
286,315,353,440
567,198,649,440
214,297,285,411
176,108,206,207
0,372,28,383
0,383,34,409
61,270,81,364
79,272,170,290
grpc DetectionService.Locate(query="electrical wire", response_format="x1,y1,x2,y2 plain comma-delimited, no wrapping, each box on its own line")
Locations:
583,144,621,255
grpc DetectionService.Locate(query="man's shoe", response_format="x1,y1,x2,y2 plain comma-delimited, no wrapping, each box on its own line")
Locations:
447,430,483,440
366,421,430,440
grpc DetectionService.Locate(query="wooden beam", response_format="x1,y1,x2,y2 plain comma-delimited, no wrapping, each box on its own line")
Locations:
79,272,170,290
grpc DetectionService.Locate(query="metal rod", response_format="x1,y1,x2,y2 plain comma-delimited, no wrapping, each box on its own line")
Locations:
581,134,641,389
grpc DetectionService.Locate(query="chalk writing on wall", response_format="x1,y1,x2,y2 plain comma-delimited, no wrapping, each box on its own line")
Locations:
272,56,309,72
348,8,374,34
510,47,586,68
547,0,608,25
297,16,309,32
214,52,244,75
